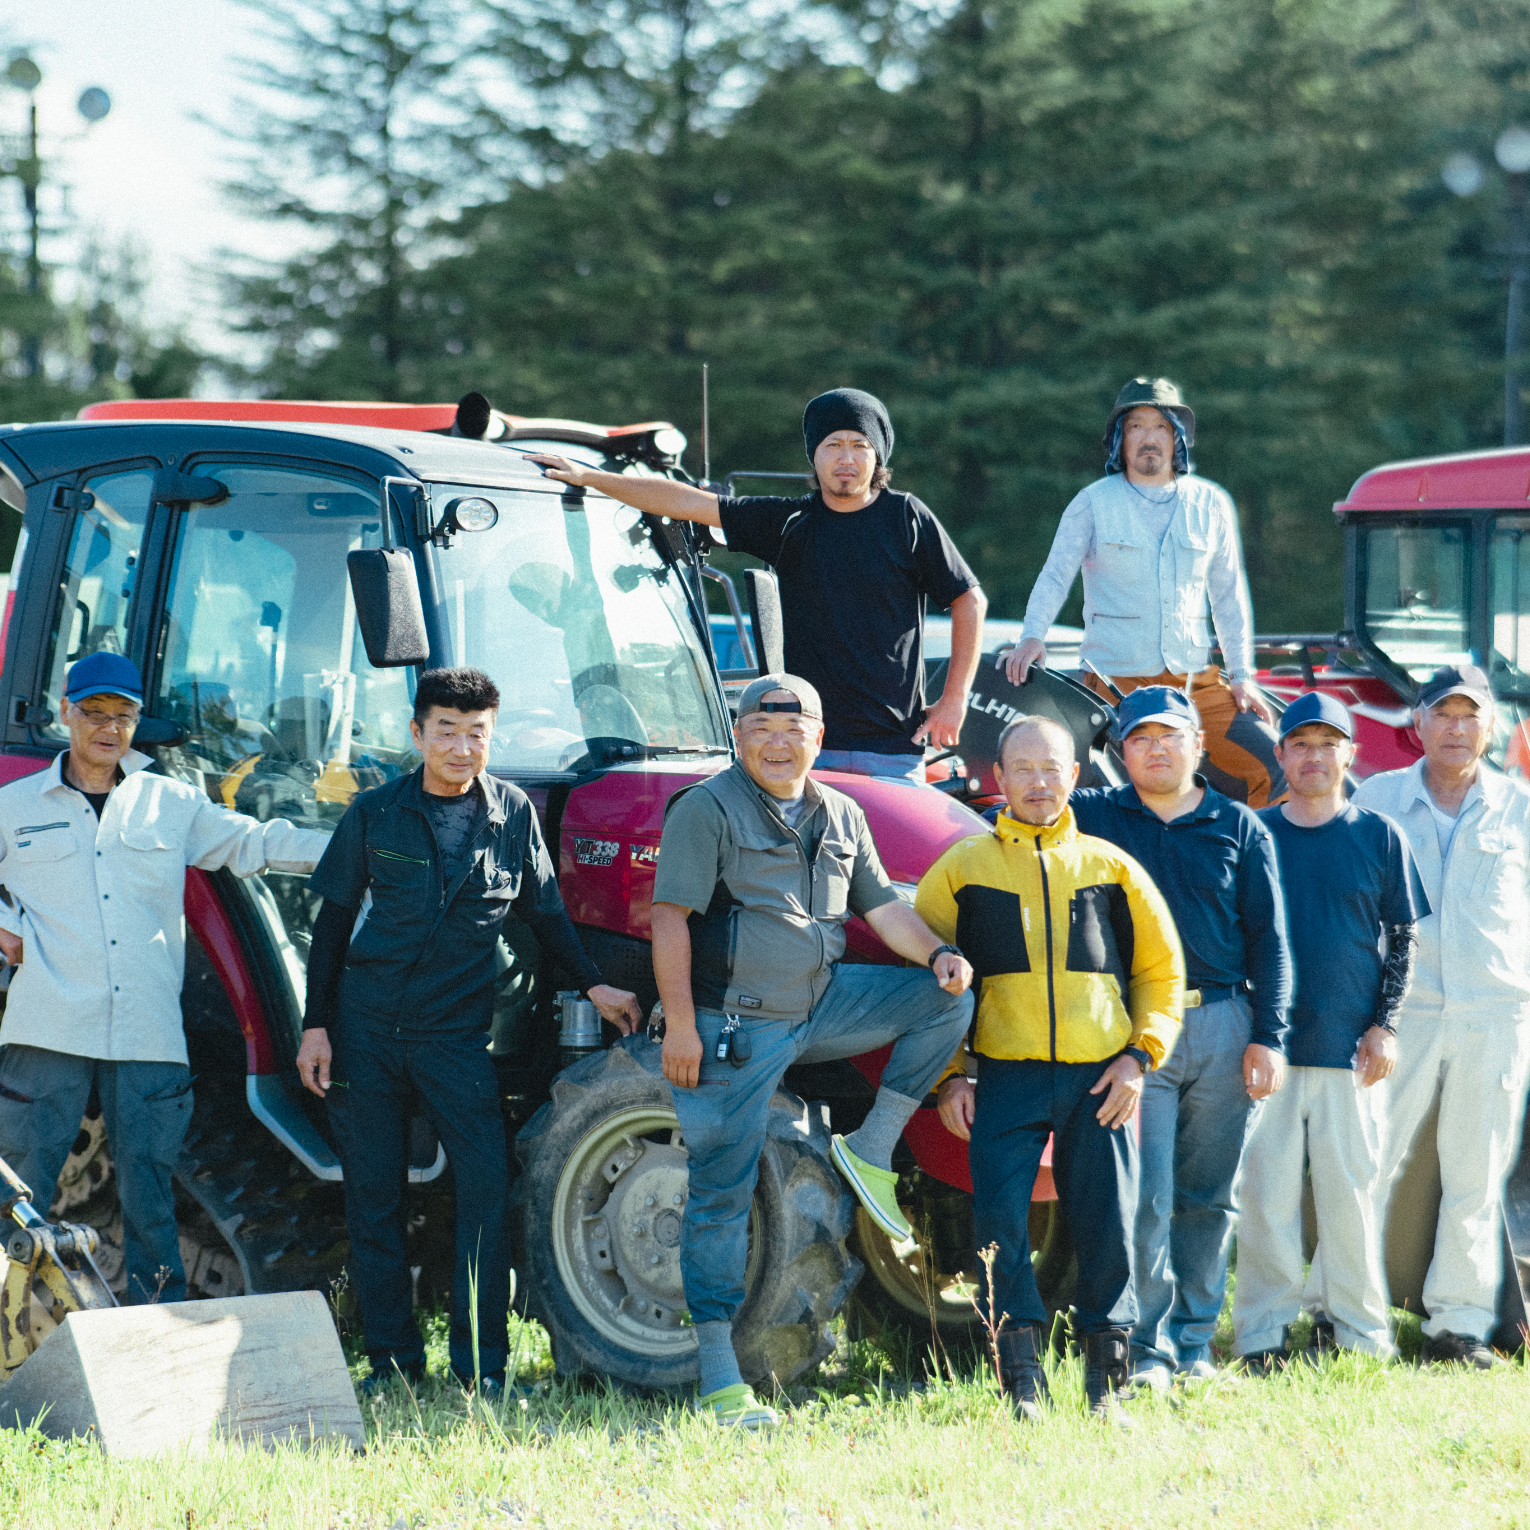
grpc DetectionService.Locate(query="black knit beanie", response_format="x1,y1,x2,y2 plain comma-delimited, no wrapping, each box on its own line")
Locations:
801,388,895,465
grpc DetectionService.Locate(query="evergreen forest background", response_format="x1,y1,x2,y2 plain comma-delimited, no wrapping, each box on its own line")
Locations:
7,0,1530,631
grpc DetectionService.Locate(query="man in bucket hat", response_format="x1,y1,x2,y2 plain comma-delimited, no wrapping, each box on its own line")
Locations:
1006,378,1283,807
527,388,987,786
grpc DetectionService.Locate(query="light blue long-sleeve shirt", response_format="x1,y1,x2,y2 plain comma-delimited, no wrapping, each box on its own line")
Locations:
1021,472,1256,681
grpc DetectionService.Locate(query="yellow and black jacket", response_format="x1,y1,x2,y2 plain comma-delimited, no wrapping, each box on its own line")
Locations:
916,806,1184,1079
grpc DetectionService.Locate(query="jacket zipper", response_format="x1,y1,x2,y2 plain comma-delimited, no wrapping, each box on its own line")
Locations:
1035,835,1057,1062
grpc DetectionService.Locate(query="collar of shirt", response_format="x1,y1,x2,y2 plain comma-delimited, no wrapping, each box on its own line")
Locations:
401,764,508,827
1109,775,1222,825
992,805,1078,850
1394,756,1501,821
749,771,823,828
42,747,152,797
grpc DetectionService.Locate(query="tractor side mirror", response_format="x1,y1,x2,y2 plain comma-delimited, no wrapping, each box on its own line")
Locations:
347,548,430,667
132,715,187,748
744,568,784,676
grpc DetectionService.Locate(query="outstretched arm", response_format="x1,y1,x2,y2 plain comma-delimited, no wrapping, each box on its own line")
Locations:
523,454,722,528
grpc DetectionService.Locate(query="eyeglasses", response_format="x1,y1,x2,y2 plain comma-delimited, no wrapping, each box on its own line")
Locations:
72,707,139,731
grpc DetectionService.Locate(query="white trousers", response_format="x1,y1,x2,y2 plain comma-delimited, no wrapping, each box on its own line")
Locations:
1233,1065,1394,1357
1381,1008,1530,1341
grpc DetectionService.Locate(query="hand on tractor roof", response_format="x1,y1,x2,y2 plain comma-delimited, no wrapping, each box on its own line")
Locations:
1002,638,1046,687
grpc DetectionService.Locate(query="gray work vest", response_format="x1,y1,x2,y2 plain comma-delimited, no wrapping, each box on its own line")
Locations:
676,762,865,1019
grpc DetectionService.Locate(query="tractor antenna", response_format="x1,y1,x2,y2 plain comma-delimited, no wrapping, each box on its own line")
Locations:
702,363,711,485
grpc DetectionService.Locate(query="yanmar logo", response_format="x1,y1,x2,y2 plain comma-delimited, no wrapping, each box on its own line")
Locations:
574,838,620,868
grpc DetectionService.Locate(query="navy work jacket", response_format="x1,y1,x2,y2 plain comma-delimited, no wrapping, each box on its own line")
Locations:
1070,778,1293,1052
310,767,576,1038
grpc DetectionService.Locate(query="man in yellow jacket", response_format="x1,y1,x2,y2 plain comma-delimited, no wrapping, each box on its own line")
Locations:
923,714,1183,1424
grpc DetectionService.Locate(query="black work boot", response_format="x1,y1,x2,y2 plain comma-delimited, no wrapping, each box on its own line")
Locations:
995,1325,1051,1422
1083,1327,1136,1427
1421,1330,1503,1370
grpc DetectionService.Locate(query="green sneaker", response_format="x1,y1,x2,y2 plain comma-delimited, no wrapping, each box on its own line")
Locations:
830,1134,912,1242
698,1383,779,1430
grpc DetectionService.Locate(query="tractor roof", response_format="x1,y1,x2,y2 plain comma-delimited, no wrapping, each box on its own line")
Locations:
1336,445,1530,513
76,398,681,457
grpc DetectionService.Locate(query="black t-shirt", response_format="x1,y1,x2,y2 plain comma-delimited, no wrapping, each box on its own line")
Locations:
423,784,482,882
718,490,979,754
1257,803,1429,1069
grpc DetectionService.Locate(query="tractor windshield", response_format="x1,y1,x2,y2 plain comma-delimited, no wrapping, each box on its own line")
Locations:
428,484,730,771
1360,516,1530,773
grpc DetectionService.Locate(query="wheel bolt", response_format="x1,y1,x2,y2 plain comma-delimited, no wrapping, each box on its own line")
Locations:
651,1254,660,1265
672,1194,683,1205
645,1195,655,1206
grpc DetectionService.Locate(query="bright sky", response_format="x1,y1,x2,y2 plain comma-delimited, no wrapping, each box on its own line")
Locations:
0,0,288,358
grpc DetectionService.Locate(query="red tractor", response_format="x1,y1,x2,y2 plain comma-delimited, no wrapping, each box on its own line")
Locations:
0,396,1523,1378
0,395,1037,1384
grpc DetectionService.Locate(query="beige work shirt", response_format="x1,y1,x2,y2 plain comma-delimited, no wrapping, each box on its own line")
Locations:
0,750,329,1065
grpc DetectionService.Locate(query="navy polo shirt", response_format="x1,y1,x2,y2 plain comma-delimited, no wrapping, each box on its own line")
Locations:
1258,803,1429,1070
1071,780,1293,1051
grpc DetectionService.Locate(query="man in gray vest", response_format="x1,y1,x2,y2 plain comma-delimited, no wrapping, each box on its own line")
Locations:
1006,377,1281,807
652,674,974,1430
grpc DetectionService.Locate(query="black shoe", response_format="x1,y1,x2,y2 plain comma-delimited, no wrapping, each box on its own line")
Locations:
1083,1328,1136,1427
1237,1348,1286,1377
996,1325,1051,1422
1421,1331,1503,1370
360,1356,426,1396
1296,1319,1337,1363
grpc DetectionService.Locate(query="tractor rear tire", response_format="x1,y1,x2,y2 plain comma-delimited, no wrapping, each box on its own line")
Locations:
512,1038,860,1391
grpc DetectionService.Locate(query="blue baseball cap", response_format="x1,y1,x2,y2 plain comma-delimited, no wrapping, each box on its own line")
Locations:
1113,686,1200,740
64,652,143,706
1277,690,1352,740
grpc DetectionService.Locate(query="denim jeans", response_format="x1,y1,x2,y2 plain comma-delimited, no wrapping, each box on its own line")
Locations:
1131,995,1259,1370
969,1055,1139,1335
813,750,927,787
0,1044,193,1304
670,962,971,1323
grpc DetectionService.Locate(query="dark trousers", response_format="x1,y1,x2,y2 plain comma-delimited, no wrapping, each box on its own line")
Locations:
969,1056,1139,1336
328,1026,509,1378
0,1044,192,1304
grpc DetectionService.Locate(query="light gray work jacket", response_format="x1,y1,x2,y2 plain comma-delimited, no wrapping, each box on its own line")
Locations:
0,750,329,1065
1353,759,1530,1024
1020,472,1256,681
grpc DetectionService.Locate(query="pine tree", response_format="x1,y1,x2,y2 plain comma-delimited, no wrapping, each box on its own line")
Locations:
219,0,486,399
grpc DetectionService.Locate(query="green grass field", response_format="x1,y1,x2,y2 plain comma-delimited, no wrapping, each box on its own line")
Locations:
0,1305,1525,1530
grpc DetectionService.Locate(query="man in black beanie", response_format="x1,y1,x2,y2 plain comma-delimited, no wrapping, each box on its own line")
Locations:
526,389,986,785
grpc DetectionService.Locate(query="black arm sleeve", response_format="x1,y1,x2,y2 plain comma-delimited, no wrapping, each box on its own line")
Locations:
524,905,605,995
1374,922,1416,1033
303,897,354,1031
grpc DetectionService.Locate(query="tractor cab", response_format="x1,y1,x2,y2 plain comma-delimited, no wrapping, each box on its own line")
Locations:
1334,449,1530,774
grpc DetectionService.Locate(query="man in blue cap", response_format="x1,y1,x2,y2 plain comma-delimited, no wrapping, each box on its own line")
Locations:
0,653,329,1303
1232,691,1428,1366
1006,378,1282,807
526,389,987,784
1068,685,1292,1392
1353,665,1530,1367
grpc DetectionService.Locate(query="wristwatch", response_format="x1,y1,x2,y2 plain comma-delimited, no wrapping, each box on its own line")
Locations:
1124,1045,1152,1074
928,943,964,970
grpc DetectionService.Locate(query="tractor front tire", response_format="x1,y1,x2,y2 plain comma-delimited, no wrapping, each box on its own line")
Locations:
512,1038,860,1390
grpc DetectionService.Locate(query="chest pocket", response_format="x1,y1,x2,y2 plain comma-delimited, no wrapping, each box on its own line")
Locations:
368,844,431,889
1175,529,1212,583
1096,539,1146,588
1466,829,1528,907
120,824,178,854
730,826,804,910
469,851,517,902
12,824,79,863
811,833,857,919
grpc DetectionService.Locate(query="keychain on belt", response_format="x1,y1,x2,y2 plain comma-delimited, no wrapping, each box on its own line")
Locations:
716,1014,752,1069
